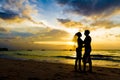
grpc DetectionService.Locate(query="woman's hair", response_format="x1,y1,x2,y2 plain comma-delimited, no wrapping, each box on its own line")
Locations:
72,32,81,49
73,32,81,42
75,32,82,37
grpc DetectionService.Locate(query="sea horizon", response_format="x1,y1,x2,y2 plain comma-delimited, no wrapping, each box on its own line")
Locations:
0,47,120,51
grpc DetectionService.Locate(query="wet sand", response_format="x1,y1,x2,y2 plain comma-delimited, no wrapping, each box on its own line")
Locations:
0,58,120,80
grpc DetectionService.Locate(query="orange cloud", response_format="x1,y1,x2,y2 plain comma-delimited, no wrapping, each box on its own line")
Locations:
91,20,120,29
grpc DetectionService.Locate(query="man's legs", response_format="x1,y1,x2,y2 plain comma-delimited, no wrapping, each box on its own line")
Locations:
89,58,92,72
79,58,82,71
83,62,86,72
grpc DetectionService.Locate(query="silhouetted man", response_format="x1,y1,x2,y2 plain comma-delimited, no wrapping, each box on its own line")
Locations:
83,30,92,72
74,32,83,72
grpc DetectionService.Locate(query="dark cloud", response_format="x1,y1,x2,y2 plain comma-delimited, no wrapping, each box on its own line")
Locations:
0,10,18,19
0,41,10,49
11,31,34,37
0,1,37,22
57,18,71,23
0,31,34,39
38,29,70,41
0,0,48,27
56,0,120,16
56,0,69,5
45,29,69,36
57,18,83,28
0,27,8,32
0,0,24,19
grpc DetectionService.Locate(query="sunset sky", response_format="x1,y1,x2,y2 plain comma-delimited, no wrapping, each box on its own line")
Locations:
0,0,120,50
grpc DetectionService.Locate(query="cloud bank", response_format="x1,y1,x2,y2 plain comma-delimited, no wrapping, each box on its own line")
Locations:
0,0,47,26
0,0,38,19
56,0,120,16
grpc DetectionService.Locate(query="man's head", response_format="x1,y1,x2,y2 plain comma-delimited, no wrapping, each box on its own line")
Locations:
84,30,90,36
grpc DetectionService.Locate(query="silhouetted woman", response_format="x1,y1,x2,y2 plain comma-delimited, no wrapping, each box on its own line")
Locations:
74,32,83,71
83,30,92,72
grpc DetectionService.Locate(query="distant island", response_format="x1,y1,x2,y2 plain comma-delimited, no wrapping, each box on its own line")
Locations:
0,48,8,51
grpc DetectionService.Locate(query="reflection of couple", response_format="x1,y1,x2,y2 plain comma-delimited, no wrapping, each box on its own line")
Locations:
74,30,92,72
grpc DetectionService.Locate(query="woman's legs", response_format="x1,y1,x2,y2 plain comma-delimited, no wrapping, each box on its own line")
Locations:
83,57,92,72
74,58,78,71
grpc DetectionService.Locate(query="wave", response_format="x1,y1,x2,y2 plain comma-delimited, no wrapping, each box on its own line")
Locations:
0,52,120,63
15,53,120,62
53,55,120,62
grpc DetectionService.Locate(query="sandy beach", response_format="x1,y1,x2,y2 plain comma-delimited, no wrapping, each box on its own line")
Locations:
0,58,119,80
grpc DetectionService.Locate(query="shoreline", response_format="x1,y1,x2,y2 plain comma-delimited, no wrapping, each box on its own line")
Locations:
0,58,120,80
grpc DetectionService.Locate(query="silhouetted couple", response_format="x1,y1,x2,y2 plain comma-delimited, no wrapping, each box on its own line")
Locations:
74,30,92,73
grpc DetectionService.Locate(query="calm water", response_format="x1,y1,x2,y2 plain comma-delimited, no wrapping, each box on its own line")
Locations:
0,50,120,68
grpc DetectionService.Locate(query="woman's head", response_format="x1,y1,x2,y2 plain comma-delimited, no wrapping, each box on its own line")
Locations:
72,32,82,49
72,32,82,43
75,32,82,37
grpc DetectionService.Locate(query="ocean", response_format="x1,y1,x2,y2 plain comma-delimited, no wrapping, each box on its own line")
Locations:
0,50,120,68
